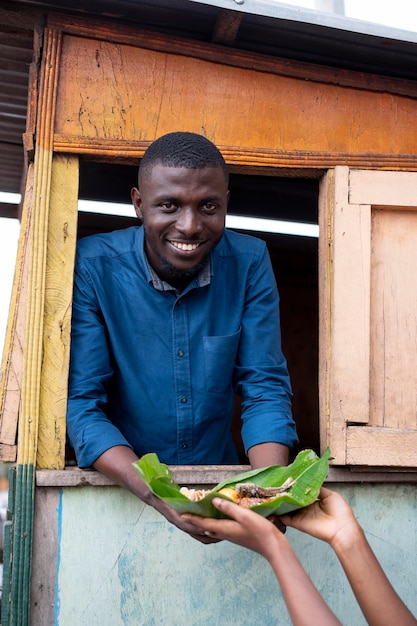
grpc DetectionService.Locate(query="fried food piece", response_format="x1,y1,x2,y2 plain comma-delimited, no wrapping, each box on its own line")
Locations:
180,476,296,507
179,486,211,502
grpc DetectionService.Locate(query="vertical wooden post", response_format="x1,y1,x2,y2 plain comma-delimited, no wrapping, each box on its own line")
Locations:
37,154,79,469
8,28,62,626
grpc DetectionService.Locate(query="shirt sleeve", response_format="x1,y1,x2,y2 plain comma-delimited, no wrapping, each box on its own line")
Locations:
67,262,133,468
234,244,299,453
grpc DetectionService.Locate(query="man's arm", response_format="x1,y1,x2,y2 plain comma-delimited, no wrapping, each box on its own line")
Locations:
247,442,289,469
93,445,219,544
236,243,297,461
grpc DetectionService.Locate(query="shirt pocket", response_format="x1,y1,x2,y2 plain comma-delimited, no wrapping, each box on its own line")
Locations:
203,327,241,394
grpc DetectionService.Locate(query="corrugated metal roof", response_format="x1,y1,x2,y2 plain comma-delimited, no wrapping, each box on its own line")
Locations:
0,12,34,209
1,0,417,215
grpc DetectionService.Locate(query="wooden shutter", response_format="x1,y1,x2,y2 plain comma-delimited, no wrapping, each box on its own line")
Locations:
319,167,417,468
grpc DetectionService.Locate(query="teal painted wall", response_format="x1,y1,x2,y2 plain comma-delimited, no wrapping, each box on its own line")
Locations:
53,484,416,626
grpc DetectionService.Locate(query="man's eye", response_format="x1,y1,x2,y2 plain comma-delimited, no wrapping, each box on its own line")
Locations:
202,202,216,213
161,202,177,211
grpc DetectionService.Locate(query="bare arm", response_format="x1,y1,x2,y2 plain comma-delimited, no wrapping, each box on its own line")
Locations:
93,445,219,544
183,498,342,626
281,488,417,626
248,442,289,469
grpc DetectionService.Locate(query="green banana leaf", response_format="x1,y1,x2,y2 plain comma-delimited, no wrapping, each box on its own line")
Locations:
133,447,331,519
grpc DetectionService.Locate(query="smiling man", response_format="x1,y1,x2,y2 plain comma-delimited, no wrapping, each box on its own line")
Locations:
67,132,298,542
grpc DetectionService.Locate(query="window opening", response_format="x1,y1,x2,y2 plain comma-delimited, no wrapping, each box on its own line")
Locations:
70,160,320,464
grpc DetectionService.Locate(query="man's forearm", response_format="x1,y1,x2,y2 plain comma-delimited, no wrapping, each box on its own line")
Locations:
248,442,289,469
93,445,153,502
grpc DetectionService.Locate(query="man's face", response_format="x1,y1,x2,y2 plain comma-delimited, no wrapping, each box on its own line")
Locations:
131,163,230,286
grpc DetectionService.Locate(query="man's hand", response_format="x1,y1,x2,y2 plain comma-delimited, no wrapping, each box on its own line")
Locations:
93,446,220,543
148,491,221,544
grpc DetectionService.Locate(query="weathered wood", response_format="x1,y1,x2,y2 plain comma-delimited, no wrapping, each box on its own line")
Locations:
318,168,333,456
37,154,78,470
48,13,417,99
34,467,417,488
30,487,59,626
349,170,417,206
52,35,417,171
369,208,417,430
9,28,62,626
0,164,33,460
18,28,62,467
347,428,417,466
332,176,371,427
323,167,417,467
212,9,242,45
35,466,251,487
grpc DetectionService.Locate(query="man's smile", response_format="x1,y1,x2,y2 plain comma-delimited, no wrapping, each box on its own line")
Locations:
170,240,202,252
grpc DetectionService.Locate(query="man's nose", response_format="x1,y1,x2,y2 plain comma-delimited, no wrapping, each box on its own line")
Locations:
176,208,201,235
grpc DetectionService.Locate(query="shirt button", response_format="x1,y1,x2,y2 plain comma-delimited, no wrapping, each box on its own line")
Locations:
181,397,187,404
178,350,184,357
181,443,188,449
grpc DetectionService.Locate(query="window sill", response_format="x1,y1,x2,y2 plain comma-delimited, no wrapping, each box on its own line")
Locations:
35,466,417,487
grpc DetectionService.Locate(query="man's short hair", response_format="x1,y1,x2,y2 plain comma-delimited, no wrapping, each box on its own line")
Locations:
139,131,229,184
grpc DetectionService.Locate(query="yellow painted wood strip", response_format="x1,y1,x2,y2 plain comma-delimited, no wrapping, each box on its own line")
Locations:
17,29,62,467
37,154,79,469
0,165,33,457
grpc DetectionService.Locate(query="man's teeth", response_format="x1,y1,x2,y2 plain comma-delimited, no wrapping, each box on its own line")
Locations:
172,241,200,251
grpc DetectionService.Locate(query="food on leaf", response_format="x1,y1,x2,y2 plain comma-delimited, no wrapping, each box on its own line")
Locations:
133,447,331,519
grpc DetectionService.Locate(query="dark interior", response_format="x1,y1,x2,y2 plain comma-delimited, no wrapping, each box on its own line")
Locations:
71,159,320,463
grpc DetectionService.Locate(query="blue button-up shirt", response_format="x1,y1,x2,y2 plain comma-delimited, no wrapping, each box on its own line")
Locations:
67,226,298,467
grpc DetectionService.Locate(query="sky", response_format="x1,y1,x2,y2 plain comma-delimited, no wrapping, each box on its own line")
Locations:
1,1,417,360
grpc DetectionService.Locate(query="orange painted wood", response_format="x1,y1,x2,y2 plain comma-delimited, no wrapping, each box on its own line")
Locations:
48,13,417,99
53,35,417,169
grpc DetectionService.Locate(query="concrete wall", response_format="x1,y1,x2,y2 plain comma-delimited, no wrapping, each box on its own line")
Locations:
31,483,417,626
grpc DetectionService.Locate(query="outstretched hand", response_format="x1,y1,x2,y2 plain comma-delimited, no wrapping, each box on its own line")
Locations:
182,497,282,558
280,487,358,548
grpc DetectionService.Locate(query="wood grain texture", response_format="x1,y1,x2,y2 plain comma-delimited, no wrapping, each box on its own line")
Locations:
52,35,417,169
37,154,79,469
323,167,417,467
0,164,33,461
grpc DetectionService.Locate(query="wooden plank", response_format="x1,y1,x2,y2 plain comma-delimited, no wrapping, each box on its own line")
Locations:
35,466,417,487
52,136,417,172
347,427,417,467
17,27,62,467
48,13,417,99
321,166,372,465
318,168,333,455
30,487,59,626
0,444,17,462
35,466,251,487
331,189,371,424
0,164,33,460
53,36,417,166
369,208,417,429
349,170,417,206
37,154,79,470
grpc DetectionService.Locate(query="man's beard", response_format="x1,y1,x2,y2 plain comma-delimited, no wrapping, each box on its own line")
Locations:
159,254,206,280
